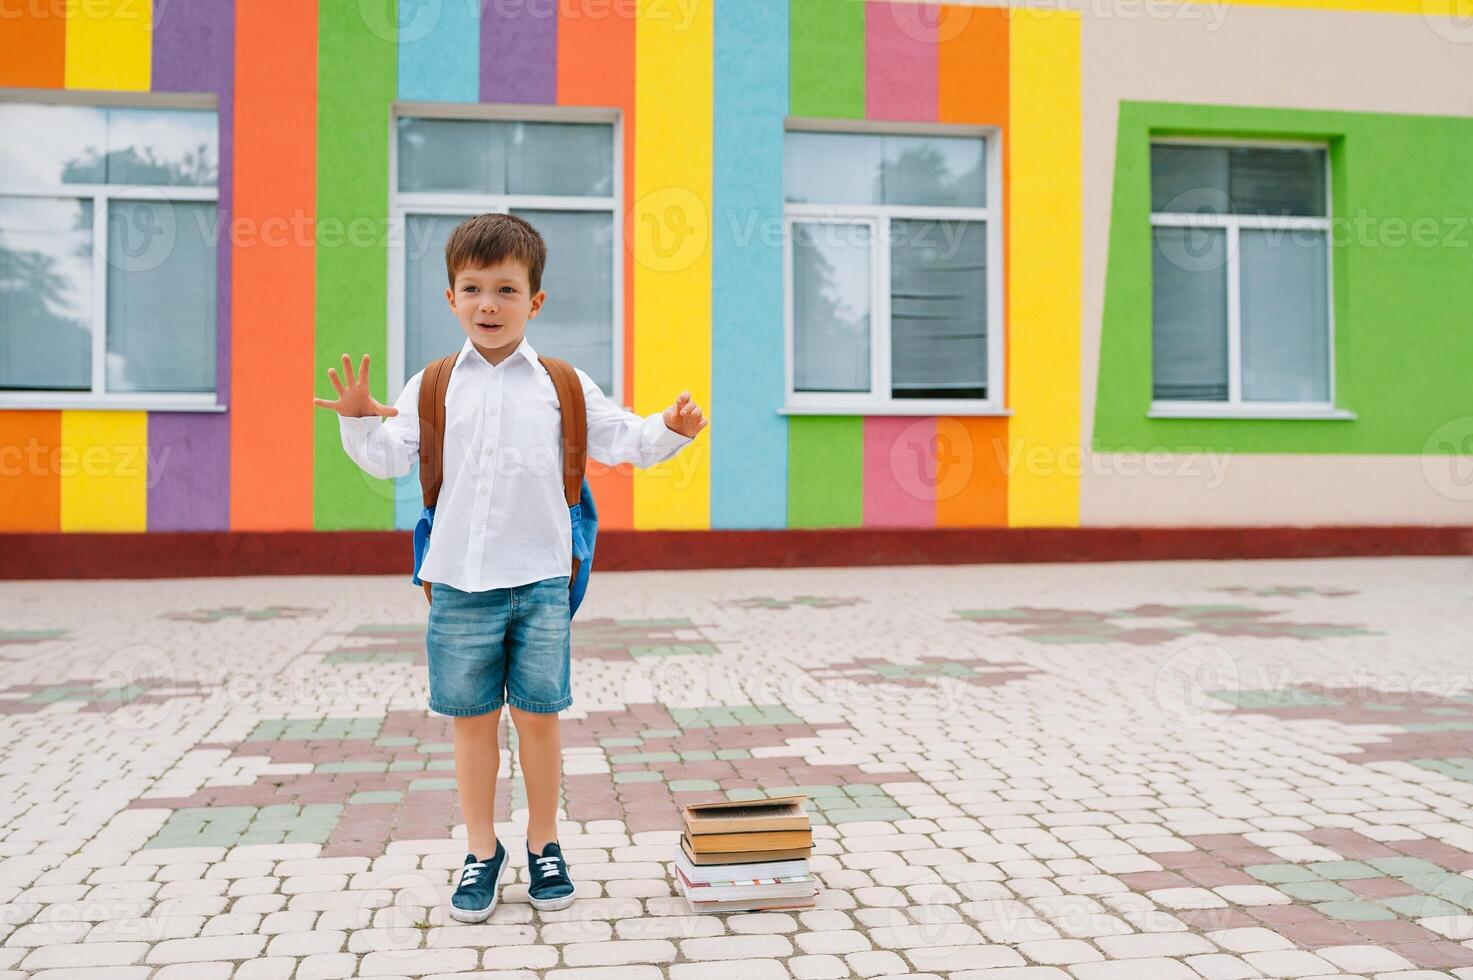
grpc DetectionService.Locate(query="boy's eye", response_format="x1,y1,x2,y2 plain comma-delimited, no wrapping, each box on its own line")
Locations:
500,286,515,293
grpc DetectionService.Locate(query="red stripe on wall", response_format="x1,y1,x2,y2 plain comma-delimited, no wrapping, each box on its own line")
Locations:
229,0,317,530
0,0,65,87
558,2,636,531
0,411,61,532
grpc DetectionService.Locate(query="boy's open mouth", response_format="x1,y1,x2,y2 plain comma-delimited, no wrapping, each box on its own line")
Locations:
475,322,503,331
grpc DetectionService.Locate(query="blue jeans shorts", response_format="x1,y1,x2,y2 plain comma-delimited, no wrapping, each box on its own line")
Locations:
425,575,573,716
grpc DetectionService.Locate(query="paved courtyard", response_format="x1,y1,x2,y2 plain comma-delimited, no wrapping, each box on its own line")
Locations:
3,557,1473,980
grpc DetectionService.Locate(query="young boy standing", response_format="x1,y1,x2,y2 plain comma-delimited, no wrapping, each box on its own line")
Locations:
313,213,708,922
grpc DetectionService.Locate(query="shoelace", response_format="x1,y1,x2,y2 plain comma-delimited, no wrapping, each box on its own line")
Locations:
535,854,564,880
459,861,486,886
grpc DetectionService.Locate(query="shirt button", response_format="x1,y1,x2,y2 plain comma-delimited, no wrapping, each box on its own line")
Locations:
488,406,498,415
479,486,489,495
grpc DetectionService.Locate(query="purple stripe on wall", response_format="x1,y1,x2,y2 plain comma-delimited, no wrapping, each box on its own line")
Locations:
480,0,557,103
149,0,234,530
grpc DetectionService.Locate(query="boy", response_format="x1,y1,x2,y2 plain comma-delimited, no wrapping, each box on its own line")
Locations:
313,213,708,922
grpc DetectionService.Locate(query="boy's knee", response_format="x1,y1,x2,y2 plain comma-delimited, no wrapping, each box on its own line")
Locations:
509,705,558,728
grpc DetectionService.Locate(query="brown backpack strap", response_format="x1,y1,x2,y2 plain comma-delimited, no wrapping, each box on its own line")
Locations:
538,356,588,506
417,353,458,508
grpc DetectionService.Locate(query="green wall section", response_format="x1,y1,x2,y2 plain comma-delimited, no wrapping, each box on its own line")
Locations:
786,0,864,527
790,0,864,119
787,416,864,528
313,3,398,528
1095,101,1473,454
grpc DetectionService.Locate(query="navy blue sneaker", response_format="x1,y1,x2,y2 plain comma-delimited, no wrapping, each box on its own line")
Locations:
450,841,507,923
527,840,577,911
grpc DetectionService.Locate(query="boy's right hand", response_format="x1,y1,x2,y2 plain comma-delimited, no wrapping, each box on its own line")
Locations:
313,354,398,419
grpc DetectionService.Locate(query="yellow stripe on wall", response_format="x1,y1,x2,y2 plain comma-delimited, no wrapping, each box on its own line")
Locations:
65,0,151,91
631,0,713,530
60,411,148,531
1007,8,1082,528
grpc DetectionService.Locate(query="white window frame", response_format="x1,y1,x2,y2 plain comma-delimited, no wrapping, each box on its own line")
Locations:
0,90,223,412
780,118,1008,418
387,102,625,406
1148,136,1354,422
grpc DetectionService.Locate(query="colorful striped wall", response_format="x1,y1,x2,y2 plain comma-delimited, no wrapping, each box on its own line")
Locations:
0,0,1080,535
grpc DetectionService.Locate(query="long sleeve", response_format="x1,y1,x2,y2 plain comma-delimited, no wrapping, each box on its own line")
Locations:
579,367,694,468
337,370,423,480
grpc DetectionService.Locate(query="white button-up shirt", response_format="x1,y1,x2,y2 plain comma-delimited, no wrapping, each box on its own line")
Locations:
339,336,694,592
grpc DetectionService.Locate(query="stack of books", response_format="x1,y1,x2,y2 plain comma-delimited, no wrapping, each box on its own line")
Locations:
675,794,819,913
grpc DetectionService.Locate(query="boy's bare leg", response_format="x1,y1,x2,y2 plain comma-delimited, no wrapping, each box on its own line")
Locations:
510,707,562,853
453,708,504,858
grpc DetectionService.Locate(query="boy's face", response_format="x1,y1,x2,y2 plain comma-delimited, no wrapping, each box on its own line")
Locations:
445,258,546,364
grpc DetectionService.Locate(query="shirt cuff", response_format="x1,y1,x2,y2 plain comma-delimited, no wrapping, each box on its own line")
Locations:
650,415,695,452
338,414,382,439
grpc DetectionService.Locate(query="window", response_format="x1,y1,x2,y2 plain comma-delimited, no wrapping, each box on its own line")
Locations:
1149,140,1338,417
389,108,619,398
782,127,1003,415
0,98,220,409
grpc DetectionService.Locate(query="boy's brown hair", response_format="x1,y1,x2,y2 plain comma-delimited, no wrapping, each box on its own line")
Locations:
444,213,546,293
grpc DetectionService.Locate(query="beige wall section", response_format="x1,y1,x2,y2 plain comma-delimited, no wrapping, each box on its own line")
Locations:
1083,455,1473,526
1079,6,1473,526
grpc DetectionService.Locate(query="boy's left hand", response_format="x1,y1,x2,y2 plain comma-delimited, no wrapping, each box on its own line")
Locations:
663,391,709,438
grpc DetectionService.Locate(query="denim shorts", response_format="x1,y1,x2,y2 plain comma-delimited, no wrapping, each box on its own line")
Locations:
425,575,573,716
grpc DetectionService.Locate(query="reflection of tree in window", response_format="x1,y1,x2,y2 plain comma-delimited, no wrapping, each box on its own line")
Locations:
875,143,982,208
793,223,869,393
0,220,92,391
62,143,217,186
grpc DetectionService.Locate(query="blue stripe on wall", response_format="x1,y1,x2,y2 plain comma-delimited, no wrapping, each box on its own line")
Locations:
394,0,479,530
711,0,790,529
397,0,480,103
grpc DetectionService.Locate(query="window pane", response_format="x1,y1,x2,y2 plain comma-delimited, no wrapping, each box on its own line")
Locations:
881,135,985,208
1152,144,1325,217
890,219,986,399
405,213,473,372
398,118,505,194
0,104,106,184
398,118,613,197
1151,145,1229,215
0,196,93,390
511,209,615,393
506,123,613,197
792,221,870,393
785,131,986,208
104,108,218,186
1151,226,1228,401
106,200,217,392
1240,228,1330,402
1227,147,1326,218
785,132,883,205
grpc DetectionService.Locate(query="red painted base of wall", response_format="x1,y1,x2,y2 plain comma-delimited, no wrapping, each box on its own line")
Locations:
1,526,1470,580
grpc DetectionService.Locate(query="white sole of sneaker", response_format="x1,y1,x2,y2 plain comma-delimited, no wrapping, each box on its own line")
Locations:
448,853,507,923
528,882,577,911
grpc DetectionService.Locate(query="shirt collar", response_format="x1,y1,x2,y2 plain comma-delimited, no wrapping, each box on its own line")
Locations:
455,334,541,372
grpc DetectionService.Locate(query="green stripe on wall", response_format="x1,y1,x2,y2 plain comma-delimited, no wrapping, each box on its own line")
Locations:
1094,101,1473,454
787,416,864,527
790,0,864,119
314,4,397,528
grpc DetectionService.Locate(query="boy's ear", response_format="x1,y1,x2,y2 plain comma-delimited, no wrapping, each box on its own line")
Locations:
445,286,454,311
528,289,546,318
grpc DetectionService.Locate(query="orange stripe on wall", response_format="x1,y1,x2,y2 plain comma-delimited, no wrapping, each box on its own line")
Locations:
0,412,61,532
937,5,1009,528
0,1,65,87
558,2,636,531
229,0,317,530
936,417,1008,527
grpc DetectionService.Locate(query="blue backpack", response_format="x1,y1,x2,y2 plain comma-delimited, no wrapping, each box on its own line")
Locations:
411,353,598,616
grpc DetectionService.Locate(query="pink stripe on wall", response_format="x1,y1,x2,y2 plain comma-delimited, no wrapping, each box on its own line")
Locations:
863,416,938,528
866,2,938,121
